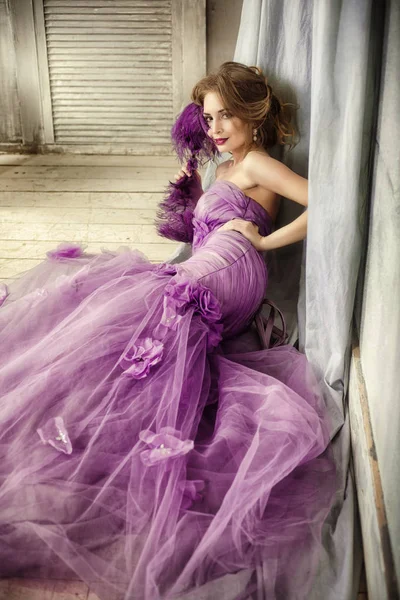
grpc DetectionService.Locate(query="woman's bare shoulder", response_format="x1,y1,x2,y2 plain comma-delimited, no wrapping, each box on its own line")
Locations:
244,150,275,167
244,150,308,207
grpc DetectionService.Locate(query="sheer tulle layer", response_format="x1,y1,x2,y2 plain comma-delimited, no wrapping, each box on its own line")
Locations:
0,244,336,600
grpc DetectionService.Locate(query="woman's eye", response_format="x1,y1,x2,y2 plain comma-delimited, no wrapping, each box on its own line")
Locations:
204,113,230,123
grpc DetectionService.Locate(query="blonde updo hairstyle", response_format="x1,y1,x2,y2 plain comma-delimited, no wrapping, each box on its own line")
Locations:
191,61,298,154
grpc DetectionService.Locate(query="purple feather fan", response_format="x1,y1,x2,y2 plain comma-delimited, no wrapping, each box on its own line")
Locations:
155,103,221,244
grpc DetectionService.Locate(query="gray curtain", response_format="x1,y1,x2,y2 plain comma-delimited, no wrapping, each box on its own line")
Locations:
169,0,394,597
231,1,388,599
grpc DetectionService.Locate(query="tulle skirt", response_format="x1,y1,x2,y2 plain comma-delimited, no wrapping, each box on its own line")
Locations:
0,245,336,600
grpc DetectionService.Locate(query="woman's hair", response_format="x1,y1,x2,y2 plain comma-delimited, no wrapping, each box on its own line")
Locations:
191,61,298,152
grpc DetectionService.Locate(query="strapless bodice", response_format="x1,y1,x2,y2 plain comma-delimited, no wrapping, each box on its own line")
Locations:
191,180,273,251
173,179,272,337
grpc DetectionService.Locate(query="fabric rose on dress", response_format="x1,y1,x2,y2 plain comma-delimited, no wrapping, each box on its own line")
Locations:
46,242,87,260
37,416,72,455
192,217,211,248
139,427,194,467
0,283,8,307
120,337,164,379
179,479,205,509
163,275,222,325
161,275,223,350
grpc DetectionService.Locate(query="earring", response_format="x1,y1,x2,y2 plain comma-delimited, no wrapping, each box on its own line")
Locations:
253,128,258,142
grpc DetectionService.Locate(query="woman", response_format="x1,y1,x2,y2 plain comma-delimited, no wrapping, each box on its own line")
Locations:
0,63,336,600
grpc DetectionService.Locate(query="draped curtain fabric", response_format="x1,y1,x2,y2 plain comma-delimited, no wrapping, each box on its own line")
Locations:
230,1,387,598
169,1,392,597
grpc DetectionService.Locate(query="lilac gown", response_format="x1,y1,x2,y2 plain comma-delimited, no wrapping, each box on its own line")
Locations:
0,180,336,600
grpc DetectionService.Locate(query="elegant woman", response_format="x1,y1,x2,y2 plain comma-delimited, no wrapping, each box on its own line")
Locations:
0,62,336,600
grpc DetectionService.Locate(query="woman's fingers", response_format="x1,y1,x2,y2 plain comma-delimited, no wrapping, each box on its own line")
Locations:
173,165,200,181
219,219,259,233
173,167,189,181
174,170,185,181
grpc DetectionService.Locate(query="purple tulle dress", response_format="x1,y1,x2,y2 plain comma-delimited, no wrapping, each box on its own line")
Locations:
0,180,336,600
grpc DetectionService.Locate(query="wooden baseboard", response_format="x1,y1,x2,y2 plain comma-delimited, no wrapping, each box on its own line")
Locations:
349,332,399,599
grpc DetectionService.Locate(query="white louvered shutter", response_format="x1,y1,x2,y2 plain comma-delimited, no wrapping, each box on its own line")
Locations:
43,0,173,148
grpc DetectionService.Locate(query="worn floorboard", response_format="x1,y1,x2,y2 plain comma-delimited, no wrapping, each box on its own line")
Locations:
0,154,183,283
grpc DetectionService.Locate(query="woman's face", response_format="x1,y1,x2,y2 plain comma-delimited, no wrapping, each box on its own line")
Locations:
203,91,251,153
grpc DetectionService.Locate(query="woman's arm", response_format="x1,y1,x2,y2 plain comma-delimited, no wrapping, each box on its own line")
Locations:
220,152,309,251
245,151,308,208
246,152,308,250
259,211,307,251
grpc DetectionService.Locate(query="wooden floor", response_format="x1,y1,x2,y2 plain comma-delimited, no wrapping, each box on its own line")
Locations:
0,153,184,283
0,564,370,599
0,154,368,599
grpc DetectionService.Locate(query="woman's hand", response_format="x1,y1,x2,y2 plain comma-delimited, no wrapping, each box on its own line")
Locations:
218,219,266,251
173,163,202,184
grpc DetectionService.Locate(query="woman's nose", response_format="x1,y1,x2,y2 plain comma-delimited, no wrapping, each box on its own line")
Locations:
211,119,222,134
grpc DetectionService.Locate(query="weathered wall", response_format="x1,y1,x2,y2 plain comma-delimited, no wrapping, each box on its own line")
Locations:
0,0,21,142
206,0,243,73
357,0,400,581
0,0,243,146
